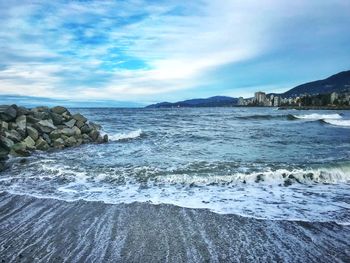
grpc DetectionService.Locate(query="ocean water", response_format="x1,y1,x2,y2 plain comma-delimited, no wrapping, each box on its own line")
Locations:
1,107,350,224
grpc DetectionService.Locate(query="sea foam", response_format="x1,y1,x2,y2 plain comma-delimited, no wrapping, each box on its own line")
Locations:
109,129,143,141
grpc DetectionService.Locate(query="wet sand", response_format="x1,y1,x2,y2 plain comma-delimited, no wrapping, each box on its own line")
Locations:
0,192,349,262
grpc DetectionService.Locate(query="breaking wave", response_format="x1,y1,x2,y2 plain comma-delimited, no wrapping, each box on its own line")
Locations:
322,119,350,127
109,129,143,141
292,113,342,120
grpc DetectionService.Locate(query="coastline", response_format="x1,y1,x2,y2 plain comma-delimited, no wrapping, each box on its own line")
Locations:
0,192,349,263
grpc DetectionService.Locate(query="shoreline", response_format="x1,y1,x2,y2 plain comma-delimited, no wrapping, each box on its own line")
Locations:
0,192,349,262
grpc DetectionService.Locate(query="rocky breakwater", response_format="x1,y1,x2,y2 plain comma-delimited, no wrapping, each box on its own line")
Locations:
0,105,108,171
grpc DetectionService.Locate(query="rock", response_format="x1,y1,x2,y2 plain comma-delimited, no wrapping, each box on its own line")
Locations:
4,130,22,142
36,119,56,133
0,136,14,150
49,130,62,140
26,115,40,124
8,122,18,130
32,106,49,112
103,134,108,143
72,126,81,136
75,120,85,129
16,115,27,136
50,112,63,125
33,111,50,120
62,111,71,120
0,105,17,121
1,121,8,130
11,143,30,157
81,124,93,134
35,137,50,151
23,136,36,150
0,146,10,159
51,106,67,115
89,129,99,141
96,135,104,143
61,128,75,137
90,122,102,131
17,106,30,116
82,134,92,143
27,126,39,141
42,133,52,145
53,138,65,149
64,119,76,128
65,136,77,147
72,113,87,123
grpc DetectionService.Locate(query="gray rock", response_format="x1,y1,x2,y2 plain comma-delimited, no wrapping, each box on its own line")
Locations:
103,134,109,143
26,115,40,124
75,120,85,129
42,133,52,145
32,106,49,112
10,143,30,157
4,130,22,142
53,138,65,149
16,115,27,131
72,126,81,136
61,128,75,137
0,146,9,159
0,136,14,150
17,106,30,116
64,119,76,128
8,122,18,130
49,130,62,140
89,129,99,141
51,106,67,115
35,137,49,151
65,136,77,147
82,134,91,143
27,126,39,141
36,119,56,133
81,124,93,134
33,111,50,120
62,111,72,120
50,112,63,125
96,135,104,143
0,105,17,121
72,113,87,123
90,122,102,131
1,121,8,130
23,136,36,150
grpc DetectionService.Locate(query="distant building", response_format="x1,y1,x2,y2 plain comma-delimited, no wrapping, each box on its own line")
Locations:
254,92,266,105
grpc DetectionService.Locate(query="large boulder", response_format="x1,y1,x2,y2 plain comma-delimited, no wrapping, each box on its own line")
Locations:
72,113,87,123
23,136,36,150
53,138,65,149
0,136,14,150
27,126,39,141
10,143,30,157
65,136,77,147
17,106,30,116
51,106,67,115
103,134,109,143
49,130,63,140
50,112,63,125
61,128,75,137
89,129,99,141
36,119,57,133
0,105,17,122
64,119,76,128
4,130,22,142
33,111,50,120
72,126,81,136
35,137,50,151
0,146,9,159
32,106,49,113
16,115,27,136
1,121,9,130
81,124,93,134
42,133,52,145
26,115,40,124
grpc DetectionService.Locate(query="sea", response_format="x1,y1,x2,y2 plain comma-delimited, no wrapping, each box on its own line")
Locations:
1,107,350,225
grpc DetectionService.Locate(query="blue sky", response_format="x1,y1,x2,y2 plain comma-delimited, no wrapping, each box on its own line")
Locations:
0,0,349,106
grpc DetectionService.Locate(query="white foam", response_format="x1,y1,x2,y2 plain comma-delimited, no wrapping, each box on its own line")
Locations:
323,119,350,127
293,113,342,120
109,129,143,141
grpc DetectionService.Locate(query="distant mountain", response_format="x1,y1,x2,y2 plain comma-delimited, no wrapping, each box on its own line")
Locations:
146,96,238,108
282,70,350,98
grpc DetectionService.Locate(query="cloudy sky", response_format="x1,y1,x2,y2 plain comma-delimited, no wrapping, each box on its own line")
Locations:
0,0,350,106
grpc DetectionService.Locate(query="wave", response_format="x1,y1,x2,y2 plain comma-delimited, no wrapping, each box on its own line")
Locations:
153,162,350,186
322,119,350,127
292,113,342,120
236,114,290,120
109,129,143,141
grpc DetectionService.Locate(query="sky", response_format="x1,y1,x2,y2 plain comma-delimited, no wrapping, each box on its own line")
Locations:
0,0,350,107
